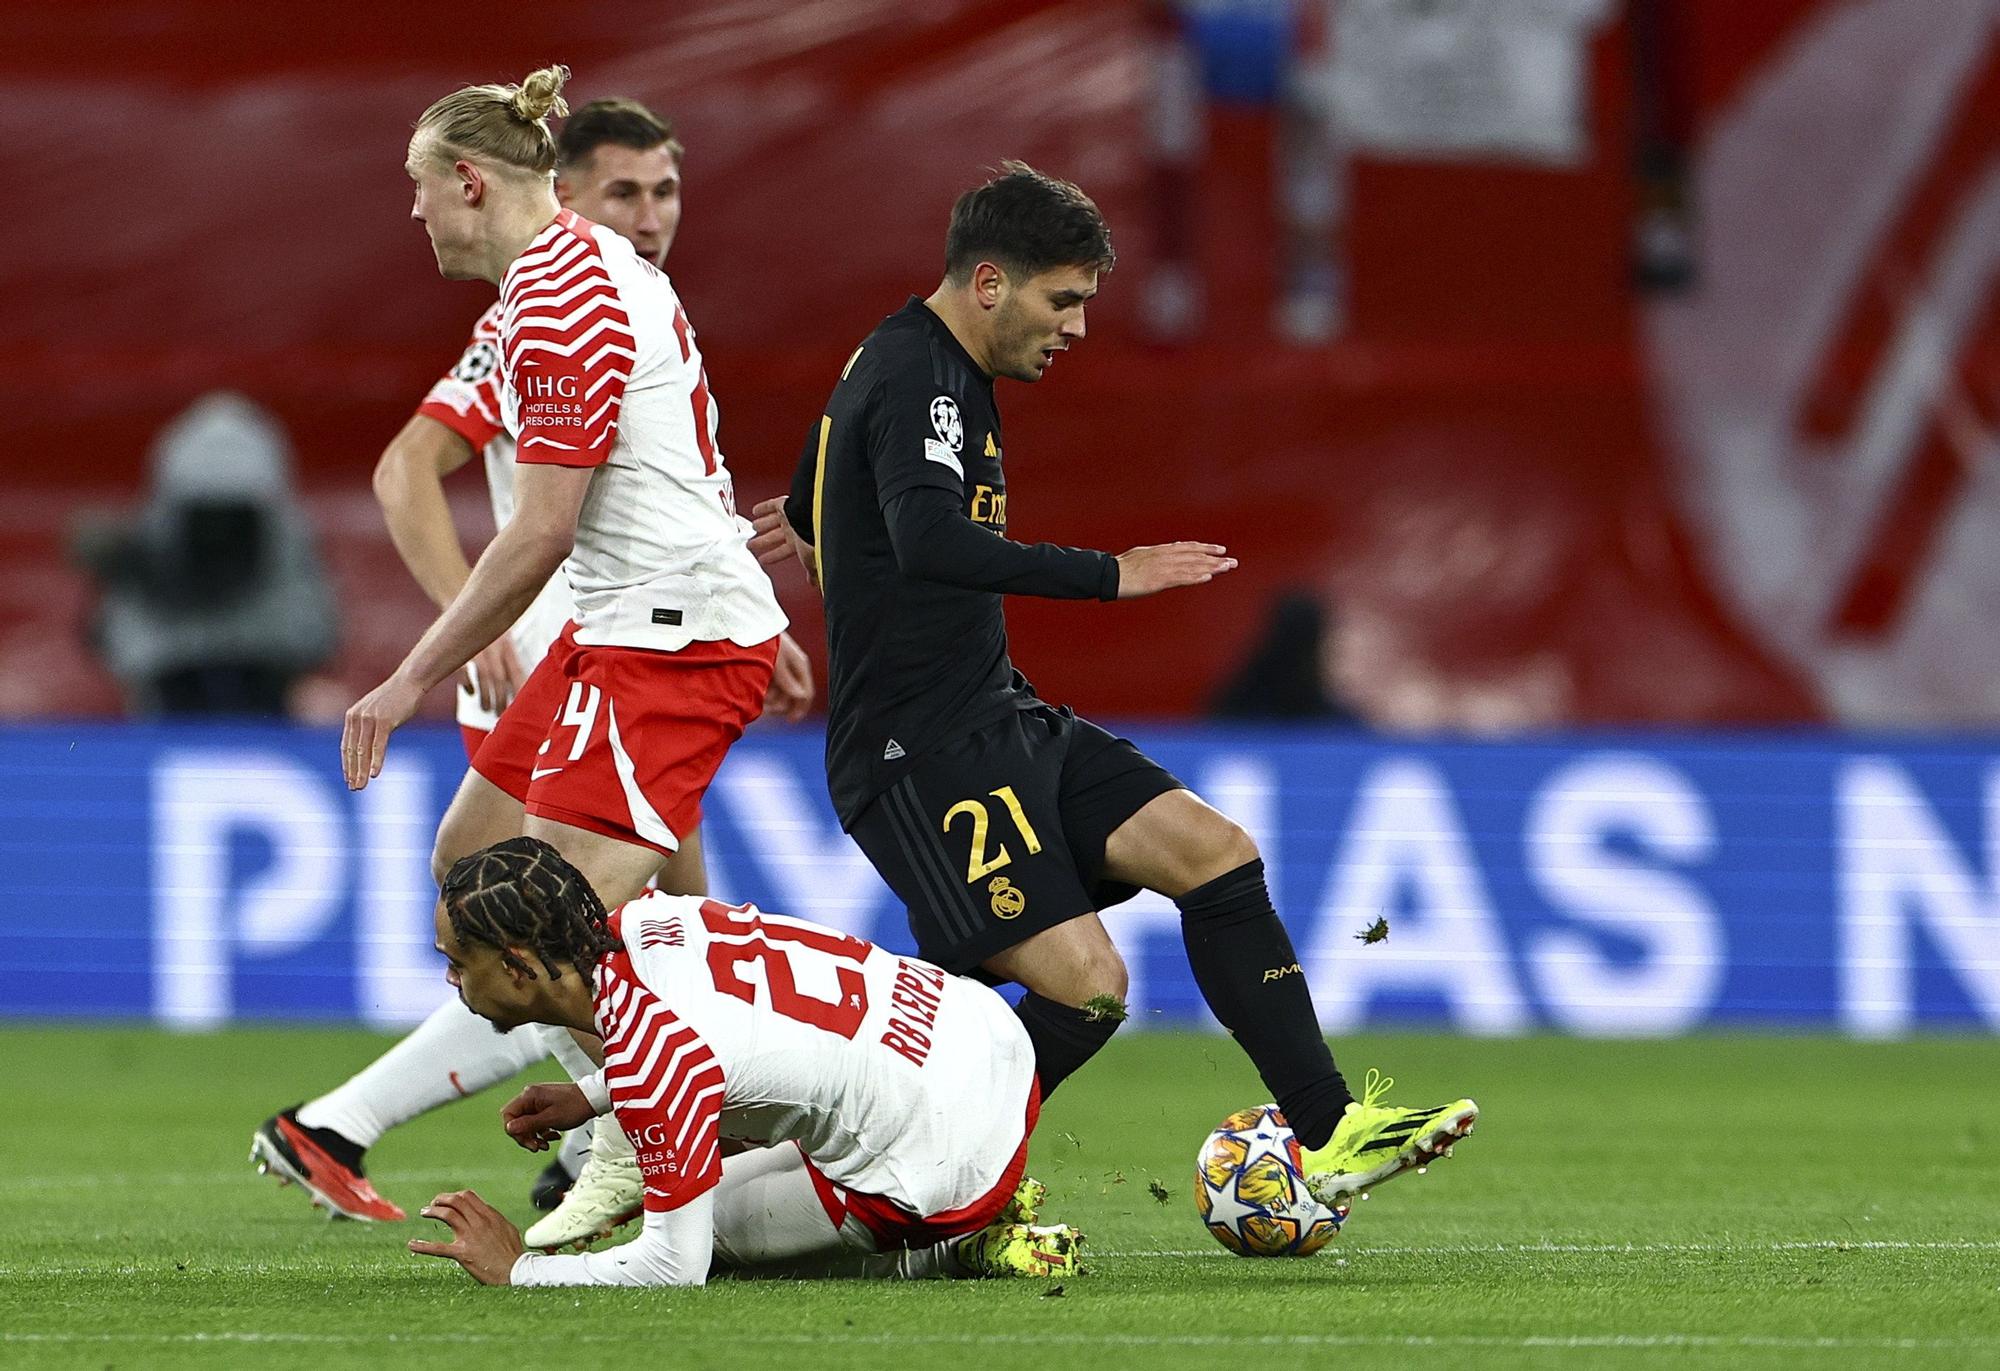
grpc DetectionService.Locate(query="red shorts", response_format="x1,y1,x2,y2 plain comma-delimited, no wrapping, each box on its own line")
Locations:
800,1077,1042,1249
459,725,489,761
469,622,777,856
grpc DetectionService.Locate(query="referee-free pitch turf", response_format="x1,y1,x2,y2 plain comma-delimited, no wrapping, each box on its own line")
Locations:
3,1029,1996,1371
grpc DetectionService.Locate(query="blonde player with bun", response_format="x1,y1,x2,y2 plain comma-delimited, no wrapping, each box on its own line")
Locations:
255,67,799,1250
255,88,815,1231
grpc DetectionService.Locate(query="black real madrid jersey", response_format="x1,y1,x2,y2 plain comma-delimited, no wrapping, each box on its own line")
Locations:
788,297,1118,826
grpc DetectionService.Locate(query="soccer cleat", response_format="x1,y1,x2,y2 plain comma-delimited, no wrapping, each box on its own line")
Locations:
952,1222,1085,1278
529,1157,575,1213
249,1108,406,1222
996,1175,1047,1225
521,1140,642,1251
1300,1068,1478,1207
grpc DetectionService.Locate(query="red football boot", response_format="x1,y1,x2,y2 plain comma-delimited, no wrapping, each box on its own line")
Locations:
249,1107,406,1222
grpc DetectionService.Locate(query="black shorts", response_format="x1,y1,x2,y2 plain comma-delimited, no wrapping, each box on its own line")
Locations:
848,705,1184,975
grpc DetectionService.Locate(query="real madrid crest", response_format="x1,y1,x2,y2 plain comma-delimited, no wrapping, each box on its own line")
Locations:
988,875,1025,920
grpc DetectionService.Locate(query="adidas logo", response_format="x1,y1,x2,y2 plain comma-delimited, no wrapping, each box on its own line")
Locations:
883,738,906,760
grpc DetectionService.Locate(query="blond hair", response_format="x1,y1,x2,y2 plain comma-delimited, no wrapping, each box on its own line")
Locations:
415,64,571,176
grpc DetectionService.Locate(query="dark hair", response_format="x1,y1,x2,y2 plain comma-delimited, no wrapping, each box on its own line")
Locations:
440,837,621,981
557,97,683,171
944,159,1114,284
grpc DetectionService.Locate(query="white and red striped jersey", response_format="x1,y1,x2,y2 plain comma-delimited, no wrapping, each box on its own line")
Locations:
583,892,1035,1220
499,210,786,653
416,302,572,730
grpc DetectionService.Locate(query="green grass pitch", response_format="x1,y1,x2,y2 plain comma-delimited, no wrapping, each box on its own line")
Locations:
3,1028,1996,1370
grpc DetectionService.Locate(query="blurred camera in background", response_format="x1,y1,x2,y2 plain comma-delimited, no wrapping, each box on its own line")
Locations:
70,392,337,717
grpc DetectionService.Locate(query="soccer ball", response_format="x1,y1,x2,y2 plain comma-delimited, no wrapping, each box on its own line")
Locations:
1194,1104,1343,1257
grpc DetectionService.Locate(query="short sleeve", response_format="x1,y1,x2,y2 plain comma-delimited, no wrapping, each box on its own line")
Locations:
415,321,506,450
596,955,725,1213
506,257,634,468
867,368,970,509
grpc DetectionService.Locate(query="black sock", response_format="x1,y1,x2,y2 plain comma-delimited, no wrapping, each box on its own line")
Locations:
1013,991,1124,1097
283,1106,367,1173
1177,859,1351,1149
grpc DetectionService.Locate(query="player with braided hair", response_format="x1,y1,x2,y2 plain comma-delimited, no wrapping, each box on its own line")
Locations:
439,837,622,981
408,840,1081,1287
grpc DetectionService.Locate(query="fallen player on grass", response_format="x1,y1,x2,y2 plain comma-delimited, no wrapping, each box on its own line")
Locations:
408,837,1081,1287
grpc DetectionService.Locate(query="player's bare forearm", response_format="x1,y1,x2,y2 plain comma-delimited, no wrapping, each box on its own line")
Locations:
389,460,590,694
372,414,479,611
342,513,566,788
391,518,570,694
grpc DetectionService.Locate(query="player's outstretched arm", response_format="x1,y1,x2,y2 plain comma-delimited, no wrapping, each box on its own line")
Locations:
373,414,525,714
1112,542,1239,599
885,487,1122,600
511,1194,718,1287
412,1186,717,1288
340,462,588,790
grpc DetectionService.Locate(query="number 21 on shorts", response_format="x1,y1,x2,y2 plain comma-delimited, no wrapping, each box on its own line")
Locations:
942,785,1041,883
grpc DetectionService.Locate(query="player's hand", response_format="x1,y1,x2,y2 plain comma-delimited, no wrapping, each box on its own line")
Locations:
501,1081,596,1151
762,632,814,723
750,496,820,589
457,637,525,716
1113,543,1237,599
749,496,798,567
341,673,425,790
408,1189,524,1285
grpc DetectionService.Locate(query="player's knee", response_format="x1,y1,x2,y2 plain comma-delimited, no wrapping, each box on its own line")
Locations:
1182,816,1259,889
1073,944,1129,1006
1006,934,1129,1009
1214,819,1260,873
431,825,473,888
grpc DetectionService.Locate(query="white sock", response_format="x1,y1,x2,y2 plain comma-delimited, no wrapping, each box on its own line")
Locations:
297,996,546,1150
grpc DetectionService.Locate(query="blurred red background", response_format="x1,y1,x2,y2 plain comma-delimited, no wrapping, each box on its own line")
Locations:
8,0,1995,726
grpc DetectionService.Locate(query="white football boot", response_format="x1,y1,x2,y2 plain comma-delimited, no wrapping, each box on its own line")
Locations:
522,1114,642,1251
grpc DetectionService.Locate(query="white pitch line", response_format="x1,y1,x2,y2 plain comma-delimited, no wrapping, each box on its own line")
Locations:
1110,1239,2000,1258
0,1166,529,1193
0,1332,1993,1352
4,1238,1993,1278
